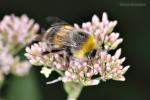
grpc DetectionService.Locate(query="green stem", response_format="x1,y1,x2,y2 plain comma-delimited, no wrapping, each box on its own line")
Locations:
64,82,83,100
10,44,26,56
55,69,64,76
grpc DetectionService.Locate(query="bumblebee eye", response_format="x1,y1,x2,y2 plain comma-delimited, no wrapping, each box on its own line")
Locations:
78,32,86,39
78,32,85,36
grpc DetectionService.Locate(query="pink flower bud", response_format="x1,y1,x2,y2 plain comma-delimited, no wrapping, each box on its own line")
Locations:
74,23,80,29
114,49,121,59
92,14,100,26
102,12,109,25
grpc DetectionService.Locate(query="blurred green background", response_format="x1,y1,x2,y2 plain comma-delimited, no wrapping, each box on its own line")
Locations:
0,0,150,100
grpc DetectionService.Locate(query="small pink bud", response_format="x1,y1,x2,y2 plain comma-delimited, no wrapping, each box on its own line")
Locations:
111,38,123,49
109,32,116,42
100,33,105,41
114,33,120,40
21,14,29,24
100,52,107,61
84,79,100,86
102,12,108,24
31,23,39,33
79,72,84,78
106,63,111,71
86,22,91,27
74,23,80,29
65,71,72,77
82,23,87,29
25,47,31,53
72,74,77,79
114,48,121,59
56,63,62,69
120,57,126,64
104,35,109,42
92,14,100,25
113,76,125,81
106,54,112,62
112,21,117,27
30,59,37,64
121,65,130,75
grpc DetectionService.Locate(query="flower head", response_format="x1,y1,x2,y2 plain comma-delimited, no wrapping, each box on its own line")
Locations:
0,14,39,43
0,14,40,86
25,12,129,86
0,46,13,75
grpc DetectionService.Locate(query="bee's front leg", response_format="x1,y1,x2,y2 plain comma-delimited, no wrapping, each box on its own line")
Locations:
52,50,70,67
87,49,97,73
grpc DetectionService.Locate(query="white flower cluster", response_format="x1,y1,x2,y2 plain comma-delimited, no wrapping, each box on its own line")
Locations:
25,12,130,86
0,14,40,86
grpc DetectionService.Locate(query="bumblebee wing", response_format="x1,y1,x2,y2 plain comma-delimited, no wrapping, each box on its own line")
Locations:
43,17,73,40
46,16,68,27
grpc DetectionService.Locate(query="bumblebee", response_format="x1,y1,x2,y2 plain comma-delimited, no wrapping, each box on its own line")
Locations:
33,18,96,59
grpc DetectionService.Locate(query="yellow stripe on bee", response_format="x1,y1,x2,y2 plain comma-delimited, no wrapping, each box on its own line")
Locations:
74,34,95,58
53,25,72,47
64,25,73,30
53,32,65,47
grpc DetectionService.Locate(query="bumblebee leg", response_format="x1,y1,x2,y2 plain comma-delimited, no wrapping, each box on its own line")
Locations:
41,48,64,55
63,51,70,67
87,57,94,73
42,51,50,55
46,49,70,67
53,50,69,67
87,49,97,73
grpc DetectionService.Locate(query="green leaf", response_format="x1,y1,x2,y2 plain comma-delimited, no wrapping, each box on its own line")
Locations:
5,69,42,100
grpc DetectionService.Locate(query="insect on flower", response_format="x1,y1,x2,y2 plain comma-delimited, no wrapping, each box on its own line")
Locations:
25,12,130,86
31,18,97,65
